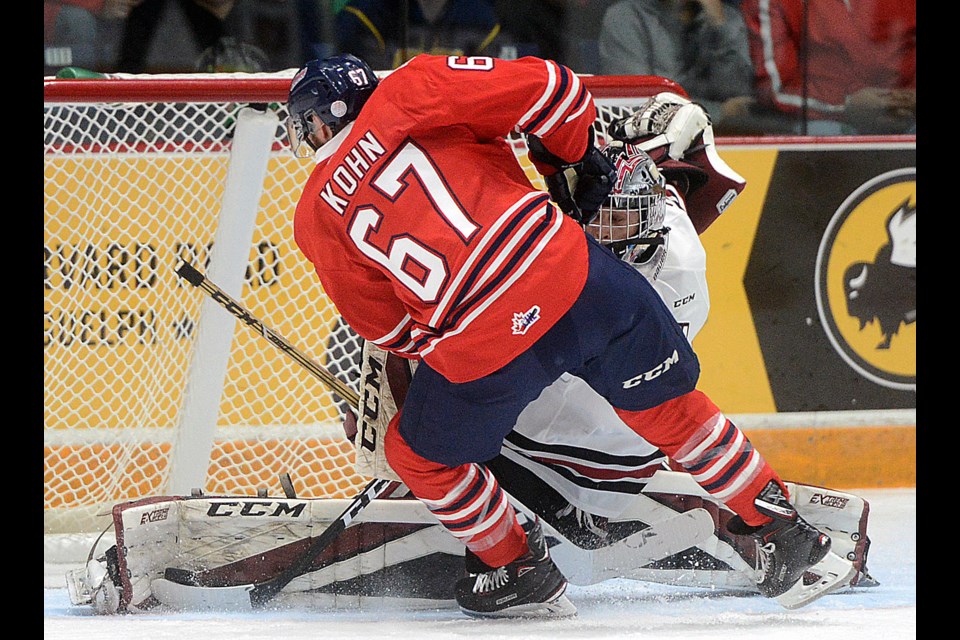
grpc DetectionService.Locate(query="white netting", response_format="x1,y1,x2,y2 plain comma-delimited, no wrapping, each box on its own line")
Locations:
43,71,676,560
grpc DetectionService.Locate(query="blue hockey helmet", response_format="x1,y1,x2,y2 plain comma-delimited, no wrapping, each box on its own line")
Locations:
285,54,379,157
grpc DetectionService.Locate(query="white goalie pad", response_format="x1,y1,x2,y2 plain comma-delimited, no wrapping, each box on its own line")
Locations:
66,492,465,614
352,340,416,482
631,471,875,605
66,470,876,614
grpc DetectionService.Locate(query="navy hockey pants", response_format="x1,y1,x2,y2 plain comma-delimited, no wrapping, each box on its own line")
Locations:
398,235,700,467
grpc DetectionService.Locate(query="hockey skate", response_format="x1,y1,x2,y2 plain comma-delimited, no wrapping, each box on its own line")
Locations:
728,480,850,607
455,519,576,619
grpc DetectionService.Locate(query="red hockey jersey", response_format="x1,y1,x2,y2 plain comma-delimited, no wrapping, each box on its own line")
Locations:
294,54,595,383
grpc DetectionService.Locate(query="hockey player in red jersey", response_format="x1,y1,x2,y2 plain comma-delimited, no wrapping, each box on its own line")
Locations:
287,53,834,618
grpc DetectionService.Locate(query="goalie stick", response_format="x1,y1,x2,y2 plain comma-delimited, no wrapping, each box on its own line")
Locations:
174,259,360,407
152,477,399,610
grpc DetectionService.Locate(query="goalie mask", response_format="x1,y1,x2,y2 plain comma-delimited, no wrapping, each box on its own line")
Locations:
588,143,669,279
285,54,379,158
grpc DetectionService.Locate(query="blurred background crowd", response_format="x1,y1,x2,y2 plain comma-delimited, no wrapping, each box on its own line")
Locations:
43,0,915,137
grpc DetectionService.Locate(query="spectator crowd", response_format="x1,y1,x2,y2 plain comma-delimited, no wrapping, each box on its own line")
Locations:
44,0,915,136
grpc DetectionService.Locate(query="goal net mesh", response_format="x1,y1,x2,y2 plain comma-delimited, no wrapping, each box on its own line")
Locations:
43,70,680,561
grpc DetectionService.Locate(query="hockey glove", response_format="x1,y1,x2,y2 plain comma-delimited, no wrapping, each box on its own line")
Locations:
528,132,615,226
607,92,711,161
608,93,746,234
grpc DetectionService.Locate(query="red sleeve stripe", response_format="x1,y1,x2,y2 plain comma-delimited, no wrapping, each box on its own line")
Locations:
516,61,589,138
536,71,586,136
526,64,579,136
563,83,591,124
516,59,558,133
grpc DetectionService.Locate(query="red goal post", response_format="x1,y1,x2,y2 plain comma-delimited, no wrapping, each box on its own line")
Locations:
43,70,684,568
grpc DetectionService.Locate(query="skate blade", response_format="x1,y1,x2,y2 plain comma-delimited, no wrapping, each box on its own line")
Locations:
852,570,881,588
775,552,858,610
460,593,577,619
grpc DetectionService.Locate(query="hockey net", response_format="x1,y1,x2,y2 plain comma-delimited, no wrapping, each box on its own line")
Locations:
43,70,684,568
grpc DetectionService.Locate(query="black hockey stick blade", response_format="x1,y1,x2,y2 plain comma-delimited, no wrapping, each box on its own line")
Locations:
152,478,400,610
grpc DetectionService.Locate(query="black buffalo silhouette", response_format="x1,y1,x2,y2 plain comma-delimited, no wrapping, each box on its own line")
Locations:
843,200,916,350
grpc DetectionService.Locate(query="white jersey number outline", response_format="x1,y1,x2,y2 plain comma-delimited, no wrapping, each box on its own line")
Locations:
348,140,478,303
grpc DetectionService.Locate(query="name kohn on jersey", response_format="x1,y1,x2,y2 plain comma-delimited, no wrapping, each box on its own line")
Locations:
317,131,386,215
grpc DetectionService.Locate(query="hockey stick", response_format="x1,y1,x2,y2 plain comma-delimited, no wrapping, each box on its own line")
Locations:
165,260,401,609
152,477,400,610
174,259,360,407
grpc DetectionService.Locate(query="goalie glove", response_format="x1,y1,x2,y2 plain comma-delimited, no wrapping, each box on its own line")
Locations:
608,92,746,234
607,92,711,161
527,131,616,226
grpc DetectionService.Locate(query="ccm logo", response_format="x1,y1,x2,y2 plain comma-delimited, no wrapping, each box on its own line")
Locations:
808,494,849,509
140,507,169,524
622,350,680,389
206,501,307,517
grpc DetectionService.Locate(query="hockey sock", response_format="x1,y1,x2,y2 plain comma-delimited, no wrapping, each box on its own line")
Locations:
615,389,784,526
384,423,527,566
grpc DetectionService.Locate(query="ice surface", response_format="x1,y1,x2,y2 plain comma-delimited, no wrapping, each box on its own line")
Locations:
43,488,915,640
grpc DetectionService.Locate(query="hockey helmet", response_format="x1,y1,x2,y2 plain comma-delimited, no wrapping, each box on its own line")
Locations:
285,54,379,157
588,142,668,267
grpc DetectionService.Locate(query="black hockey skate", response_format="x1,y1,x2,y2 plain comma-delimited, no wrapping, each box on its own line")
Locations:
455,519,576,619
727,480,833,598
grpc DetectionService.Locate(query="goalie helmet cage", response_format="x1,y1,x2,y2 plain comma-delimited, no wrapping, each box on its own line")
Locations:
42,70,686,568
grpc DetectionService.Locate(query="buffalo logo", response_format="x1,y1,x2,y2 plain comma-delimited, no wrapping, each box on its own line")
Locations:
845,200,916,349
815,169,916,390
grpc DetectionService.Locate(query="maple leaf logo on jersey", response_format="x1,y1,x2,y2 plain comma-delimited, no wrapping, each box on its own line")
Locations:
511,305,541,335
